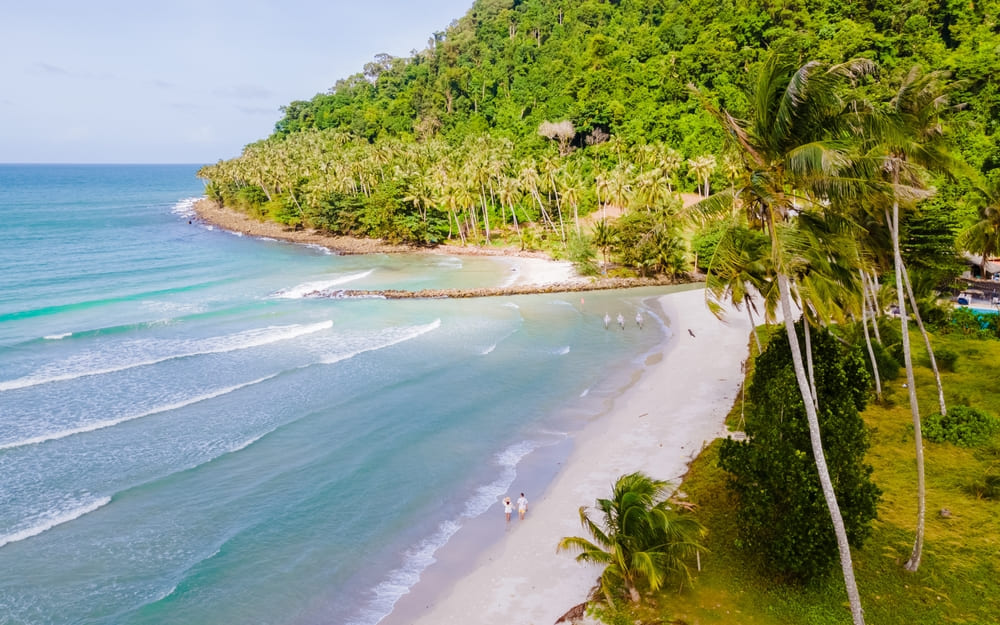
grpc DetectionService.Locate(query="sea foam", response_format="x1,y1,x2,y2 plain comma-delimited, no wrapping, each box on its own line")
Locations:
0,321,332,392
270,270,374,299
0,496,111,549
318,319,441,366
170,197,201,219
345,439,544,625
0,374,280,450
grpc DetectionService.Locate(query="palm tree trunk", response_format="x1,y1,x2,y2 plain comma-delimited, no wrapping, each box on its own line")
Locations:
803,312,819,409
867,272,884,342
886,201,925,574
861,271,883,343
507,201,523,248
480,188,491,243
859,270,883,402
777,273,866,625
746,300,762,353
900,259,947,416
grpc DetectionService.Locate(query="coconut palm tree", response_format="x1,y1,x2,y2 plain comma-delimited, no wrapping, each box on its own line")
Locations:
695,53,879,625
958,178,1000,278
557,472,706,604
869,66,963,573
704,219,774,353
687,154,716,197
592,219,615,271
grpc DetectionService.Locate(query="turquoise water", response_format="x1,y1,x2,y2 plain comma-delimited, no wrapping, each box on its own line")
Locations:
0,165,672,625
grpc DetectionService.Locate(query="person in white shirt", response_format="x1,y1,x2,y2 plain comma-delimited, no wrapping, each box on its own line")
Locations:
517,493,528,520
503,497,513,523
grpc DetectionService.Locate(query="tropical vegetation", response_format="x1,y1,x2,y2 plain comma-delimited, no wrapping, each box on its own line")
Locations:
197,0,1000,278
557,472,707,604
617,328,1000,625
718,322,881,583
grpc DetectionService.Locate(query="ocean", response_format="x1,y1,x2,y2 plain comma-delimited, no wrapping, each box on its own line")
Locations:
0,164,675,625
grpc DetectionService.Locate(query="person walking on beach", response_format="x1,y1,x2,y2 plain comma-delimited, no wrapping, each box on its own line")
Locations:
503,496,513,524
635,311,643,329
517,493,528,520
603,313,610,329
617,313,625,330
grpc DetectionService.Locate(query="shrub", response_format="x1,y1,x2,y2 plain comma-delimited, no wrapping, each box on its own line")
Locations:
933,347,958,372
923,406,1000,447
567,234,600,276
964,472,1000,500
718,322,880,583
871,340,901,380
950,307,990,338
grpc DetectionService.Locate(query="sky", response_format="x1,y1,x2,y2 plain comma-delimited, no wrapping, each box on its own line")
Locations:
0,0,475,164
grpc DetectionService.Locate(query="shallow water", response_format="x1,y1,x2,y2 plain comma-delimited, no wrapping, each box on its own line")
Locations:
0,164,671,625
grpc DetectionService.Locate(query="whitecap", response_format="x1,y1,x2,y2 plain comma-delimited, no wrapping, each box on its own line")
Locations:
318,320,440,366
552,345,571,356
43,332,72,340
0,320,332,392
0,496,111,549
303,243,333,255
480,343,497,355
170,197,201,219
269,270,374,299
0,373,280,450
580,388,590,397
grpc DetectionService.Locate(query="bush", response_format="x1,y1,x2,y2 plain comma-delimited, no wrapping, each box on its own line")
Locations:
923,406,1000,447
964,472,1000,500
567,233,600,276
949,307,991,338
933,347,959,372
876,317,904,363
718,322,881,583
871,340,901,381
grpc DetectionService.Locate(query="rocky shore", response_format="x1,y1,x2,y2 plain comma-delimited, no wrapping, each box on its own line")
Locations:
304,277,680,300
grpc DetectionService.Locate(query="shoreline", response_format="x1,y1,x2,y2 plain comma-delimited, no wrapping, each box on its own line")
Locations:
383,287,752,625
192,199,692,295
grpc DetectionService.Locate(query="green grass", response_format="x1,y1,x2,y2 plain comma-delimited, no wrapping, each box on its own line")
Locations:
626,330,1000,625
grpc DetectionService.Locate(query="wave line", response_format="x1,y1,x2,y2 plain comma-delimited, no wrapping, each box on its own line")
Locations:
0,497,111,549
0,321,331,392
0,374,280,450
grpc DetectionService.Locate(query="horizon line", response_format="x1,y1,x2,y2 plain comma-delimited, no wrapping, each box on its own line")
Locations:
0,162,212,166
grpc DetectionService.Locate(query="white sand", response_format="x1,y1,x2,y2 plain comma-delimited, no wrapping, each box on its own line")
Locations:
496,257,584,288
402,287,753,625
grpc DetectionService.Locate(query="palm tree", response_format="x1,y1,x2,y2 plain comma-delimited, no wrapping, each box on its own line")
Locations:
695,54,878,625
558,167,584,236
871,66,962,573
687,154,716,197
704,219,773,353
557,472,706,604
592,219,615,271
958,178,1000,278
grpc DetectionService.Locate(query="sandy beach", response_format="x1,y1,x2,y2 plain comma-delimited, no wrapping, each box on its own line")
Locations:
386,287,752,625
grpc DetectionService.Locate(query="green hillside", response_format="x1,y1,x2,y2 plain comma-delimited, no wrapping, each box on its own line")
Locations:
272,0,997,162
198,0,999,268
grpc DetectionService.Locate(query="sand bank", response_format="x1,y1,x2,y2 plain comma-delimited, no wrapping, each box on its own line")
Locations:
193,199,686,295
194,199,562,259
387,287,752,625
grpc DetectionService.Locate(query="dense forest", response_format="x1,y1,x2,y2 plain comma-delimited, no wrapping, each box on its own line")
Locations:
198,0,1000,273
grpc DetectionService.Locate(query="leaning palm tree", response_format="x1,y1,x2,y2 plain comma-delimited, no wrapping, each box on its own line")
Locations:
557,472,706,604
868,66,963,573
694,53,879,625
